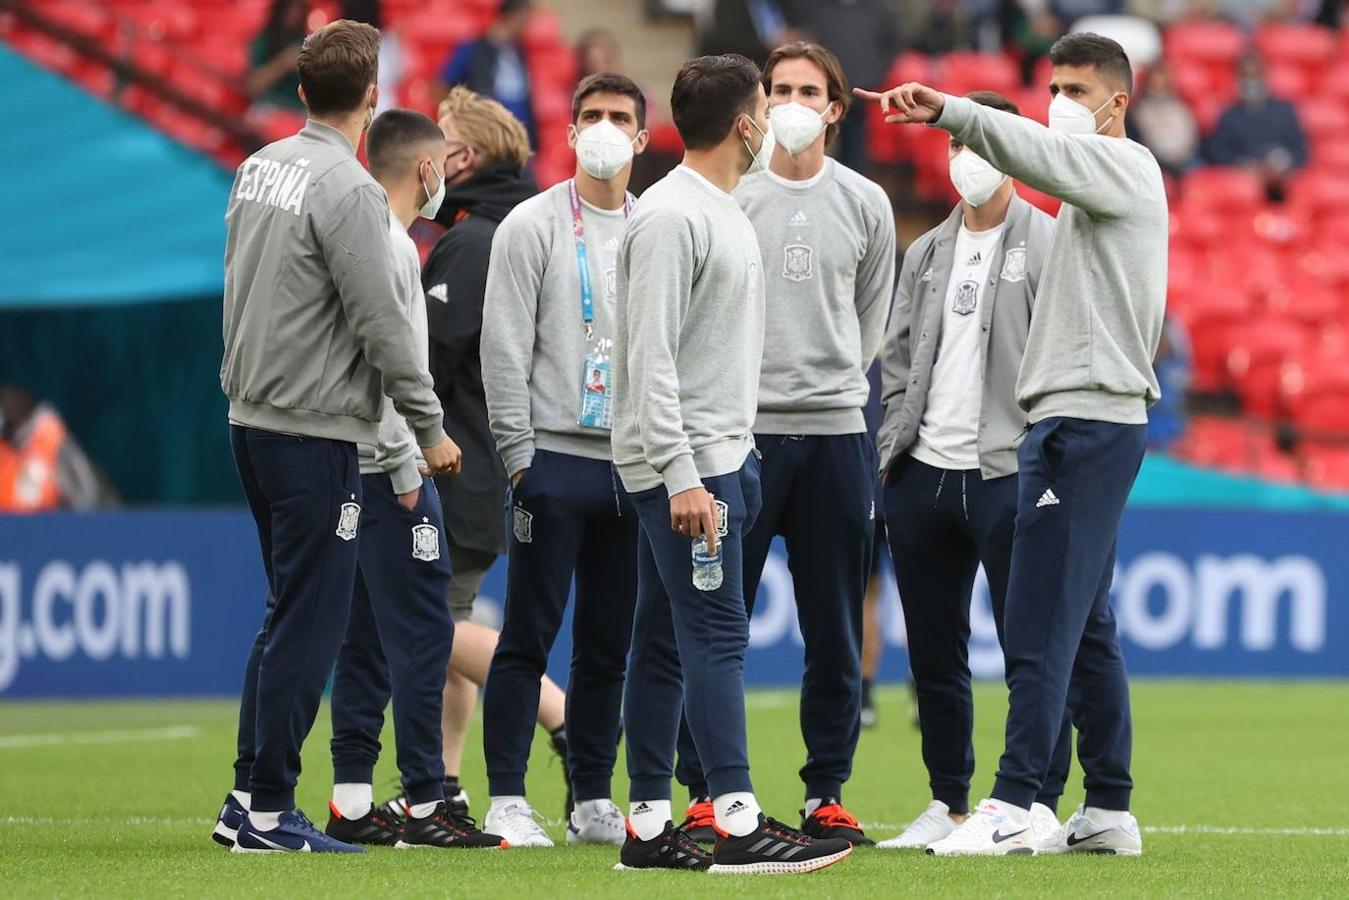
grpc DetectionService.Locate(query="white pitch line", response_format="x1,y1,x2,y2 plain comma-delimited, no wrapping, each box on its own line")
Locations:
0,725,199,749
861,822,1349,837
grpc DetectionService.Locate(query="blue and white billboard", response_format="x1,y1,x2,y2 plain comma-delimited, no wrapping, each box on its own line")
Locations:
0,507,1344,698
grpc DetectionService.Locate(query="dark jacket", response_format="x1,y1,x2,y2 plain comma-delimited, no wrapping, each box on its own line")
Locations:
423,162,538,554
1206,97,1308,172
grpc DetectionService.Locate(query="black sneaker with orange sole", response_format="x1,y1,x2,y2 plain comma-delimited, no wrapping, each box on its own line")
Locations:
614,819,712,871
396,802,508,849
801,798,874,845
710,813,853,875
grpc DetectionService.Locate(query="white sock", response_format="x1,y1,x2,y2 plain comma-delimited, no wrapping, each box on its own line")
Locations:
231,790,251,810
804,797,823,816
713,791,761,837
984,799,1030,826
249,810,282,831
331,783,373,820
490,795,527,814
1085,806,1131,828
408,800,439,819
628,800,671,841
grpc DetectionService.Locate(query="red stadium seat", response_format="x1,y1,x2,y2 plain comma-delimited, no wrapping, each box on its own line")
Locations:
1254,22,1338,70
1314,139,1349,172
1180,167,1264,214
1302,443,1349,491
1178,288,1256,392
1166,21,1244,65
1226,318,1310,417
1297,99,1349,144
1283,357,1349,437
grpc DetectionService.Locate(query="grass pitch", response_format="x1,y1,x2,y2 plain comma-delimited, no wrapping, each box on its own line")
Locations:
2,681,1347,897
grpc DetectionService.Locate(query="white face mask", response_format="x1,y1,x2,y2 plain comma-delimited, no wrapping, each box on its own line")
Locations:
768,101,829,155
419,161,445,218
573,119,638,180
949,148,1007,208
742,115,776,175
1048,92,1118,136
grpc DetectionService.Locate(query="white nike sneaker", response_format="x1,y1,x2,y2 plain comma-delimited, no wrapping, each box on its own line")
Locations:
925,799,1035,856
566,799,626,845
484,799,554,848
1029,802,1062,850
1038,804,1142,856
876,800,958,849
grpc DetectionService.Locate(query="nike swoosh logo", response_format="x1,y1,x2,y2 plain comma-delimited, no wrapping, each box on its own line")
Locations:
254,834,311,852
1066,830,1110,847
991,828,1028,844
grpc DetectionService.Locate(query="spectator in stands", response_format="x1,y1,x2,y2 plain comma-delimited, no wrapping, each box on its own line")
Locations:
1008,4,1064,86
0,384,101,512
434,0,536,146
575,27,621,81
1148,315,1191,450
1207,54,1308,200
695,0,805,65
340,0,402,115
1050,0,1126,24
247,0,309,114
1128,61,1199,178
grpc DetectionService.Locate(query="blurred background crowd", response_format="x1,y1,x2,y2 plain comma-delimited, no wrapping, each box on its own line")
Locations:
1,0,1348,510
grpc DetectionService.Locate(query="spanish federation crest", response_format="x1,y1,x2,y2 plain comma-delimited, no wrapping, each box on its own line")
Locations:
714,499,729,537
783,243,814,282
513,505,534,544
952,279,978,316
411,520,440,562
1000,246,1027,283
336,501,360,541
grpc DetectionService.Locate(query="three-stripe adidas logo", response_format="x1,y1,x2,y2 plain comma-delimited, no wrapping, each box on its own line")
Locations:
725,800,748,815
747,836,806,860
787,210,809,228
1036,488,1060,508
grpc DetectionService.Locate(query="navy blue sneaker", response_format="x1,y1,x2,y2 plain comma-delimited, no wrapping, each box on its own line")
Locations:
212,793,247,848
232,809,364,854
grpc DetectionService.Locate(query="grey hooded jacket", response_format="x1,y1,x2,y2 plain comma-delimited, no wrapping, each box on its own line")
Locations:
877,195,1053,479
220,121,446,448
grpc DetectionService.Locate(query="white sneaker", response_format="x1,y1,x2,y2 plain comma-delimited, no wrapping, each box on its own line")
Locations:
1029,802,1061,850
484,799,554,848
876,800,958,849
925,799,1035,856
1038,804,1143,856
566,799,626,845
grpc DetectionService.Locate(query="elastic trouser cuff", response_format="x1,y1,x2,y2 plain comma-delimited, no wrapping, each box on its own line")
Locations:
573,778,613,805
249,787,295,813
1084,787,1131,812
991,778,1037,813
706,766,753,800
933,787,970,816
233,767,251,794
332,763,376,786
404,777,446,807
488,774,527,798
629,777,673,803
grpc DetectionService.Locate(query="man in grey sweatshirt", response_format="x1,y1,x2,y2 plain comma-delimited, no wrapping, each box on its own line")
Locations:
857,32,1165,857
611,54,852,876
478,72,651,849
215,21,458,855
671,42,895,845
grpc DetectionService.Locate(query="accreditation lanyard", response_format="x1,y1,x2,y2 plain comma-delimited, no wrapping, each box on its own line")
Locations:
567,178,632,340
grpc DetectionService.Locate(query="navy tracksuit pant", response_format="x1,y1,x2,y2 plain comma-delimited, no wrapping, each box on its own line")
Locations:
675,433,873,802
625,457,762,802
993,417,1145,812
883,454,1071,815
329,474,453,806
482,450,637,802
229,425,361,812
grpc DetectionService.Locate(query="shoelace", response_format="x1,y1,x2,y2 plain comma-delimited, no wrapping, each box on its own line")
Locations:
288,809,323,837
671,819,711,857
685,801,715,827
499,804,550,838
432,808,483,837
810,803,861,830
763,816,813,846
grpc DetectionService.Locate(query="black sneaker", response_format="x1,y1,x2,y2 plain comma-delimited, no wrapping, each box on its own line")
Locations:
550,726,574,818
379,781,470,820
682,797,718,844
801,798,874,845
396,802,508,849
710,814,853,875
615,819,713,871
860,679,878,729
324,801,403,846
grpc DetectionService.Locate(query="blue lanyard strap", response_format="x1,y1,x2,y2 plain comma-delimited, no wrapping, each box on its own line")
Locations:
568,178,632,339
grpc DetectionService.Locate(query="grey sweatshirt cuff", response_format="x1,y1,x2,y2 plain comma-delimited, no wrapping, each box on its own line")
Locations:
415,423,448,449
660,453,702,498
388,457,423,496
933,93,974,135
501,442,535,479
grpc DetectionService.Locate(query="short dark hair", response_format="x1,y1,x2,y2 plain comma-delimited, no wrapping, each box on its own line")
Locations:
367,109,444,180
966,90,1019,116
297,19,381,116
573,72,647,130
1048,32,1133,93
671,54,762,151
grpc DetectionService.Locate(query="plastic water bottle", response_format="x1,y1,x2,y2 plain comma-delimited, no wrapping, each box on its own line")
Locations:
691,536,723,591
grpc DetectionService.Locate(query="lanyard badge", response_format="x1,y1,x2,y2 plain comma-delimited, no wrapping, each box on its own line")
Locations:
570,179,631,431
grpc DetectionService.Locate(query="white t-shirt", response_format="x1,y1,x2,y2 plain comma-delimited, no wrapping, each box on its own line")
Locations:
911,222,1005,470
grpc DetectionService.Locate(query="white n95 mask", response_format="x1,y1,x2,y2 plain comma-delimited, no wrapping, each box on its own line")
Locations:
573,119,637,180
1048,92,1117,136
743,117,776,175
769,101,828,155
949,149,1007,207
420,163,446,218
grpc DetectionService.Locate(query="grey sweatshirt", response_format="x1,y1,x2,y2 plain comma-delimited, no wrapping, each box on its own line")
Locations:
356,211,428,495
221,121,446,447
734,159,896,434
935,95,1167,425
482,181,629,477
611,166,766,496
